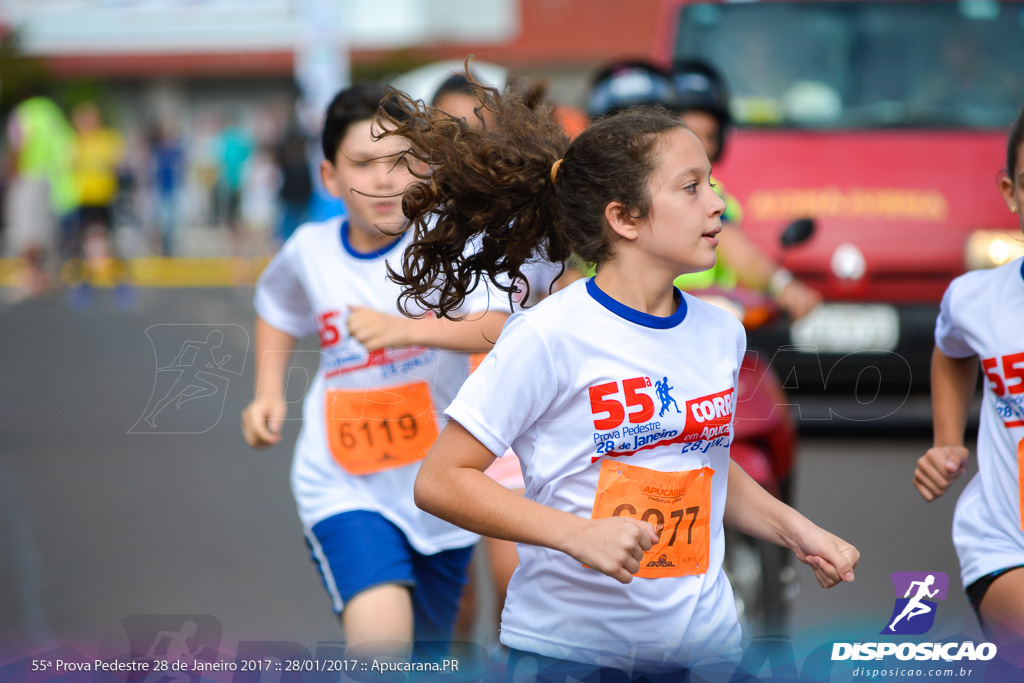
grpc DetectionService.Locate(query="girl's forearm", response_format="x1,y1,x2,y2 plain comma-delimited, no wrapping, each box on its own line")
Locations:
414,422,586,553
723,459,806,551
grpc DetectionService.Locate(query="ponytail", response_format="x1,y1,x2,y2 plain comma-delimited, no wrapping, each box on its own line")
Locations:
378,74,569,317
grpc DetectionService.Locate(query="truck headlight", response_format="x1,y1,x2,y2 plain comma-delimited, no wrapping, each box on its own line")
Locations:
964,230,1024,270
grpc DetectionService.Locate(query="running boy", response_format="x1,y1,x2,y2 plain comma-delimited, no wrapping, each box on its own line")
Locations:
240,83,508,664
913,107,1024,656
379,77,859,678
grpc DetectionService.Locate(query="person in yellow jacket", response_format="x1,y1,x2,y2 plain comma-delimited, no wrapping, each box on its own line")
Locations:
68,100,128,289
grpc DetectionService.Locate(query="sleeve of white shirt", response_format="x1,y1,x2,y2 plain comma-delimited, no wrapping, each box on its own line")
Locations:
253,236,318,339
445,313,559,456
734,313,748,373
934,281,975,359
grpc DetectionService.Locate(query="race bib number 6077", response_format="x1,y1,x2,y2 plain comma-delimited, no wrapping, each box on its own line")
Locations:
591,460,713,578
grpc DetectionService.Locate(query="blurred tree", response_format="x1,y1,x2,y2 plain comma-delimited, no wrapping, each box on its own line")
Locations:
351,49,432,83
61,80,111,113
0,28,51,118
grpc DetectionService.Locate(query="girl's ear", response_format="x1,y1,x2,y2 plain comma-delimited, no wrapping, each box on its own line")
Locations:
998,173,1017,213
604,201,641,241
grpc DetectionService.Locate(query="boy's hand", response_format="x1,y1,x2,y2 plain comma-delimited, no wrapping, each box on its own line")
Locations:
789,523,859,588
242,399,287,448
565,517,659,584
347,306,414,351
913,446,969,502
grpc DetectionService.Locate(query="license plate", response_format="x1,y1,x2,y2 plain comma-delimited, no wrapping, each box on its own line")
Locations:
790,304,900,353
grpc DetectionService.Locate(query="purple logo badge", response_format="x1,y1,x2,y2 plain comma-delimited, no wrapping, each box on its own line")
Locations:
882,571,949,635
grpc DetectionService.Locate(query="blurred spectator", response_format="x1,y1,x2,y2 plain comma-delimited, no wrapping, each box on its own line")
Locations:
275,109,313,244
213,117,253,234
68,100,126,283
148,121,186,256
240,144,282,259
3,92,77,296
187,110,222,236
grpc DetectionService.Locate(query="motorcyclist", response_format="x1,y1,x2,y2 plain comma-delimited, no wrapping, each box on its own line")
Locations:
669,59,821,318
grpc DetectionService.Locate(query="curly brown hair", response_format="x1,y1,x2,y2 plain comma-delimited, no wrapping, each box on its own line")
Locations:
378,70,685,318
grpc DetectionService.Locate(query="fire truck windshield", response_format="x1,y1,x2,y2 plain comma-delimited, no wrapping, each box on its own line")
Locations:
675,0,1024,130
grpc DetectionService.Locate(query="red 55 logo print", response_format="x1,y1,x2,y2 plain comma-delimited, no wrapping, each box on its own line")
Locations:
982,352,1024,428
589,377,734,460
589,376,655,430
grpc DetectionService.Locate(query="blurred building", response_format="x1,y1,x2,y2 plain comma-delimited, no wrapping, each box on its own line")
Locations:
0,0,664,261
0,0,665,115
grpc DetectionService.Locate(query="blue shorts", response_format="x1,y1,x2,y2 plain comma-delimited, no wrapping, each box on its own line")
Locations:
304,510,473,656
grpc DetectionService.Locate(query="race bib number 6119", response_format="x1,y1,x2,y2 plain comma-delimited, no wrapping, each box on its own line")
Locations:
324,382,438,475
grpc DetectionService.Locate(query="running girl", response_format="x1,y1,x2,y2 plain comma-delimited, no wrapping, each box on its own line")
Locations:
379,77,859,678
913,106,1024,656
240,83,508,665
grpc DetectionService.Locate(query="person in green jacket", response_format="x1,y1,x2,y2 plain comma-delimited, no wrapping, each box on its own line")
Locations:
3,93,77,296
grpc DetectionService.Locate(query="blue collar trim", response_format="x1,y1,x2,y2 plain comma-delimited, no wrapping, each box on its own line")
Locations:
340,219,405,260
585,277,687,329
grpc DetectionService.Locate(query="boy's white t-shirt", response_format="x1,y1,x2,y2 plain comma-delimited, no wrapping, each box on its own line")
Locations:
255,216,504,554
935,257,1024,587
446,277,747,671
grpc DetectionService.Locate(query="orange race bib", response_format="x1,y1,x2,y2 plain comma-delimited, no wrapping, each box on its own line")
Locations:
591,460,713,579
324,382,439,475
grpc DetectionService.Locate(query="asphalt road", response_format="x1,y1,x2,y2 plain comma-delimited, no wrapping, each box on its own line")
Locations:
0,288,988,680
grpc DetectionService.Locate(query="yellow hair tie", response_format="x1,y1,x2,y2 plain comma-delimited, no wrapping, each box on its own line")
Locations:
550,158,564,184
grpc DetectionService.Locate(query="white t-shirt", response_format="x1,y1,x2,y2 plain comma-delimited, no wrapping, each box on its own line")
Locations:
255,216,504,554
446,277,746,672
935,257,1024,587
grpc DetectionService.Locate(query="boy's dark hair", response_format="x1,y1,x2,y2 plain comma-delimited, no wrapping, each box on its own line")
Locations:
321,82,408,162
1007,106,1024,180
431,73,476,106
377,70,684,318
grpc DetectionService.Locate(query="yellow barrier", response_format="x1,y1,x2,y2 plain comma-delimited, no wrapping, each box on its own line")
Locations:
0,257,271,288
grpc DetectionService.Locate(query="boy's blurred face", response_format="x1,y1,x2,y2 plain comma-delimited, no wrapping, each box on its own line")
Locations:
435,92,494,129
679,110,721,164
320,119,414,238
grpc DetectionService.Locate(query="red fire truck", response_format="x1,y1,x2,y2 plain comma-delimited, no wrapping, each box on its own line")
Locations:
657,0,1024,420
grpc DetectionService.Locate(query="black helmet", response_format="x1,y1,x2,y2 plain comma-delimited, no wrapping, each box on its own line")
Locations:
671,59,731,159
586,60,677,119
